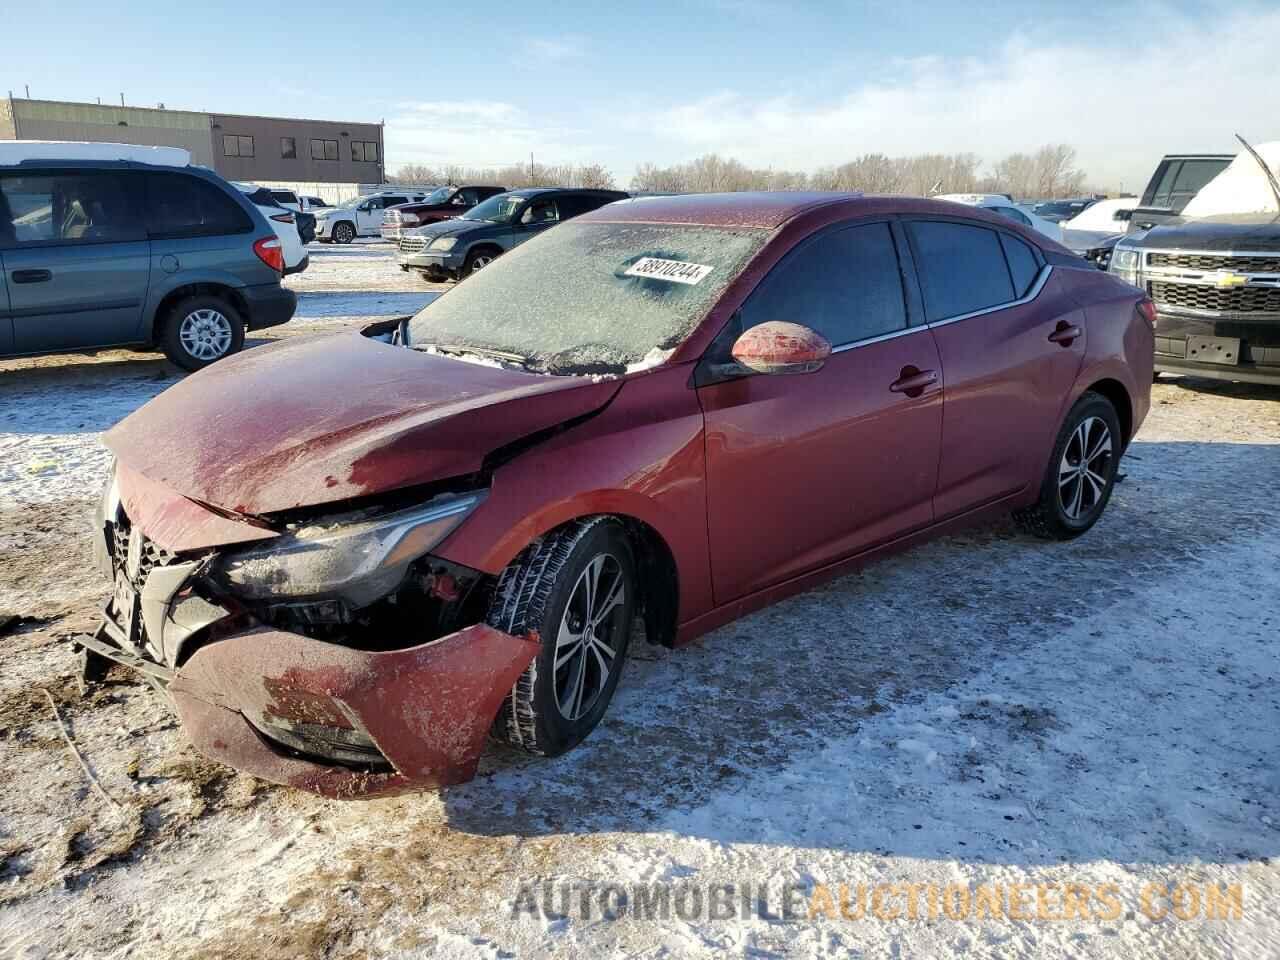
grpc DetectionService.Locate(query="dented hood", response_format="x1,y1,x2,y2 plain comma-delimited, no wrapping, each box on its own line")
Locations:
106,334,621,516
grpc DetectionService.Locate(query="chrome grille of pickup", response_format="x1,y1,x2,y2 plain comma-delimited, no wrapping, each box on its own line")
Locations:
1147,252,1280,272
1149,281,1280,314
399,236,428,254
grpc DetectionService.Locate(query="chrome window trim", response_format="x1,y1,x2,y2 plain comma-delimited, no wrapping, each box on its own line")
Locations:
829,323,928,354
922,264,1053,332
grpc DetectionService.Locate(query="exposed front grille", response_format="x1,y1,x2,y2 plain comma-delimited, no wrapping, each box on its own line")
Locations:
399,236,427,254
108,512,176,590
1150,281,1280,315
1147,252,1280,272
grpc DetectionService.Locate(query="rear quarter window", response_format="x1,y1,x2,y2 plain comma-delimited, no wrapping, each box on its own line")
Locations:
999,233,1041,297
909,221,1016,322
145,173,254,239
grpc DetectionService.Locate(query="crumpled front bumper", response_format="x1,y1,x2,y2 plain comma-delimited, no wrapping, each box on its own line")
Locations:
166,623,539,799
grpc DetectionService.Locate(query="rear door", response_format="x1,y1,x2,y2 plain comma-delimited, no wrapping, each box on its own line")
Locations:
698,219,943,603
905,219,1086,518
1,169,151,353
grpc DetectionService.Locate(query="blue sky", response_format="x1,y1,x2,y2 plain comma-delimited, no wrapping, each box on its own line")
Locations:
3,0,1274,188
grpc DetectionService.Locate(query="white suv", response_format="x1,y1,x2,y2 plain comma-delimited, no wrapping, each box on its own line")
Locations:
314,190,429,243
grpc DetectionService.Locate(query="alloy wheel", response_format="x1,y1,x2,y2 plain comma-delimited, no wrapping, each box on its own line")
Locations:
471,254,494,272
178,309,233,361
1058,416,1112,521
553,553,627,721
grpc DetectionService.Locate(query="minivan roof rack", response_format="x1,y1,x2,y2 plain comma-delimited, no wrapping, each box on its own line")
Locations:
0,140,192,167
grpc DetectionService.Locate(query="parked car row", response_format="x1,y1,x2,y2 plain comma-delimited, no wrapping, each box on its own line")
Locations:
78,185,1154,797
0,142,297,370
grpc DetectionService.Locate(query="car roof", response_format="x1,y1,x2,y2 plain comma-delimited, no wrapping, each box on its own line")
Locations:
0,140,192,167
578,191,867,228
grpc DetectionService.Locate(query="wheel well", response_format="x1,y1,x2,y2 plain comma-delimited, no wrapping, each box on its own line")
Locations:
1085,378,1133,446
523,514,679,648
466,243,504,260
151,284,248,342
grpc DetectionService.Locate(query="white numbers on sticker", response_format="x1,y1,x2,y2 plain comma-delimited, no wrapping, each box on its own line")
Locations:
623,257,714,285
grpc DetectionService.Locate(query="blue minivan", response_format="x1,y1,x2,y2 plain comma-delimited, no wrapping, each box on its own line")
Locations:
0,143,296,370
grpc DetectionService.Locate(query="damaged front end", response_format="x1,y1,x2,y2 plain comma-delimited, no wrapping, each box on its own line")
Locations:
80,463,539,798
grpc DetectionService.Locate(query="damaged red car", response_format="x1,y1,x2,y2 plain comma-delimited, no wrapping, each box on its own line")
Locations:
82,193,1153,798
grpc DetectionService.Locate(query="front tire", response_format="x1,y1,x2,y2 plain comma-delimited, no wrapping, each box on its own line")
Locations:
1013,391,1122,540
487,518,637,756
160,295,245,371
463,247,499,277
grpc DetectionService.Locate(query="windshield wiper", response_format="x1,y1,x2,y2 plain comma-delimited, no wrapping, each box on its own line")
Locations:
1236,133,1280,212
411,340,536,367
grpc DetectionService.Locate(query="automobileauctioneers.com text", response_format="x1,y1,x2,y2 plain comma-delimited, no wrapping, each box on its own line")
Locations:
512,880,1245,924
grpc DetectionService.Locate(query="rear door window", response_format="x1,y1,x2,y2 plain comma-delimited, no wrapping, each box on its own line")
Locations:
1148,161,1182,208
145,173,253,239
908,221,1016,322
739,221,908,347
0,171,144,247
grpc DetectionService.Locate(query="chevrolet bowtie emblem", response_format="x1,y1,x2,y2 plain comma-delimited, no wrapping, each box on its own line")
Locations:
1212,272,1248,288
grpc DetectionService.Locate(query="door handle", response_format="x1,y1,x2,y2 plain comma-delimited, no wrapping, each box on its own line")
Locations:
1048,322,1082,345
11,269,51,284
890,368,939,395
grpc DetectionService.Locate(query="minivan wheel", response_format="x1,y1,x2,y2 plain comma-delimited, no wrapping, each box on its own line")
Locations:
1013,391,1123,540
161,295,245,371
487,518,637,756
332,221,356,244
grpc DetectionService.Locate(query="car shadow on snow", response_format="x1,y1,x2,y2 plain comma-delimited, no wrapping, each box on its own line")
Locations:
436,439,1280,868
1160,373,1280,403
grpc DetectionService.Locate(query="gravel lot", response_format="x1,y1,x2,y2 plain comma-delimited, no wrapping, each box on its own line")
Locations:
1,242,1277,959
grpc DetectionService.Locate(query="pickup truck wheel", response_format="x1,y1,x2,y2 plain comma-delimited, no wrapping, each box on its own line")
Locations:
1013,391,1122,540
332,221,356,244
487,518,636,756
464,248,499,276
160,295,245,371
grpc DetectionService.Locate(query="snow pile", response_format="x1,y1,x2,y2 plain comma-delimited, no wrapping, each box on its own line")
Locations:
0,140,191,167
1182,141,1280,218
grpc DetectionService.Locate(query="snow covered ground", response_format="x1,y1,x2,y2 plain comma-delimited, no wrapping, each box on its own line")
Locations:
1,241,1278,959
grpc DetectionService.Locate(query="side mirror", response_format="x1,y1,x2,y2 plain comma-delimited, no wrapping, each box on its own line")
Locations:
1114,208,1133,222
730,321,831,375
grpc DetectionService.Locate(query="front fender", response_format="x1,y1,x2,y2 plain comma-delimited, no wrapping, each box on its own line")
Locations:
434,364,715,625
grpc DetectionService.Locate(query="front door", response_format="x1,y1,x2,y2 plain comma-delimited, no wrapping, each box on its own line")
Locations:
1,170,151,353
698,220,944,604
904,219,1087,518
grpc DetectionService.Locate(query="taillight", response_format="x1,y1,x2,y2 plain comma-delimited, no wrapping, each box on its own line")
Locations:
270,212,295,224
1137,298,1157,329
253,236,285,273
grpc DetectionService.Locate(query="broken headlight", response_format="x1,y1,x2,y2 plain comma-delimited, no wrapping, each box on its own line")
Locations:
219,492,484,609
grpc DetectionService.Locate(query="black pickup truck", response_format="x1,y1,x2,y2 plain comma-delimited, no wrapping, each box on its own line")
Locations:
1109,143,1280,385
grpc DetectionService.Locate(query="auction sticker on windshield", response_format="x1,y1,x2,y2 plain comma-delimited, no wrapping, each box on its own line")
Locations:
624,257,714,285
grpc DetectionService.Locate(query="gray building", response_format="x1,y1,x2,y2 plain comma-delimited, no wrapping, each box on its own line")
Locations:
1,97,385,189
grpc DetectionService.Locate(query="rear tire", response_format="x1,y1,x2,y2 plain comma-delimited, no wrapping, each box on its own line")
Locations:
160,295,245,371
487,518,636,756
1013,391,1122,540
332,221,356,244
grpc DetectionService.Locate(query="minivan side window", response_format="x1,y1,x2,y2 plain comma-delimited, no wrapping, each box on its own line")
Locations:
738,221,908,348
0,171,144,247
144,173,253,239
908,221,1016,322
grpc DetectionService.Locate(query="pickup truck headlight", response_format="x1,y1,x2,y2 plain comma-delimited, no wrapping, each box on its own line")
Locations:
1109,244,1143,287
220,492,483,608
429,237,458,252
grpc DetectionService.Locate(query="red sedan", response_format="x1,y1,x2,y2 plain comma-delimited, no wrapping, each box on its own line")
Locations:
84,193,1153,797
